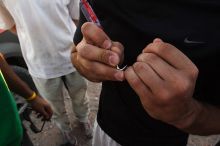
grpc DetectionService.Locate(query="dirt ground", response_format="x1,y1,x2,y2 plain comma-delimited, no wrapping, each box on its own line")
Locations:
25,81,220,146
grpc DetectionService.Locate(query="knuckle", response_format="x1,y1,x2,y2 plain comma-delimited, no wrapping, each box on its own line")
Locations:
171,79,191,98
129,77,141,88
71,56,79,68
85,64,93,71
154,42,167,53
114,42,124,51
188,65,199,79
126,67,142,88
99,50,111,63
70,43,76,51
156,89,172,105
179,79,191,93
133,62,146,71
71,53,75,62
79,44,90,56
145,53,158,63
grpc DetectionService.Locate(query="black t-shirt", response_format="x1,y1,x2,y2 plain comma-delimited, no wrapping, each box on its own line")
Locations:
74,0,220,145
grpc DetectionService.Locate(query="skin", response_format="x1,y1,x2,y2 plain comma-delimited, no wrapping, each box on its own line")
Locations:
125,39,199,128
71,22,125,82
125,40,220,135
0,53,53,120
71,22,220,135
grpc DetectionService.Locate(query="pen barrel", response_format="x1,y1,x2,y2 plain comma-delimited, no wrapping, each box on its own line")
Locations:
80,0,102,27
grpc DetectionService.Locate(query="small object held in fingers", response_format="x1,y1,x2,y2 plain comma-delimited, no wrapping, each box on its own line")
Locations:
117,65,127,71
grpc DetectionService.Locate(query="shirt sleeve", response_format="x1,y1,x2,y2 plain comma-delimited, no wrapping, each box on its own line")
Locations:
0,2,15,30
68,0,80,20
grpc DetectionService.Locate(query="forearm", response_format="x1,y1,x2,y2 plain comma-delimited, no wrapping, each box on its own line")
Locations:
0,54,33,98
176,99,220,135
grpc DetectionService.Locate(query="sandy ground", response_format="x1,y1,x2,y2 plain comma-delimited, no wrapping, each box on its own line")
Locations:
24,81,220,146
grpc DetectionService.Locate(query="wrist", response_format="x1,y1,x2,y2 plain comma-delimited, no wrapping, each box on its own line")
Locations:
25,91,37,101
172,100,203,131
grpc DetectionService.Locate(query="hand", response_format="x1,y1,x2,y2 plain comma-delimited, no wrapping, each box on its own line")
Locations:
125,38,199,128
71,22,125,82
29,95,53,120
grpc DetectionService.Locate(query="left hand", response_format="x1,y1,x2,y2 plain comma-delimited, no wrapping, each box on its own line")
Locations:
125,38,199,128
29,96,53,120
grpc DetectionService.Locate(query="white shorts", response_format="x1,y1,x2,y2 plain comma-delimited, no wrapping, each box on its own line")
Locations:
92,120,121,146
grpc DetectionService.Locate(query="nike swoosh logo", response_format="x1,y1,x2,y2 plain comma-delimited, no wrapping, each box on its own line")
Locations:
184,37,205,44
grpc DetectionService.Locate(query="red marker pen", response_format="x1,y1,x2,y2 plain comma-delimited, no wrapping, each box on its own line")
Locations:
80,0,102,27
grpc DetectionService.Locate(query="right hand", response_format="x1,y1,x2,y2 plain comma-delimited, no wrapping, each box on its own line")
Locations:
71,22,125,82
29,95,53,120
124,39,199,128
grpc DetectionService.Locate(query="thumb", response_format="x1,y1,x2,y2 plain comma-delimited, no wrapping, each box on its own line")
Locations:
81,22,112,49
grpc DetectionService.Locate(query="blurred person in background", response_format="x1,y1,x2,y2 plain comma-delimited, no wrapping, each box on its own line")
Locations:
0,53,52,146
0,1,92,146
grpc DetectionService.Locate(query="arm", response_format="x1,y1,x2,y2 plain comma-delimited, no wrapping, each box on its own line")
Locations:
0,53,53,120
184,102,220,135
125,38,220,135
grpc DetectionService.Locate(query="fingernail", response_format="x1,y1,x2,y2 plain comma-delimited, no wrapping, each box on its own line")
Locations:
153,38,163,43
109,55,118,66
102,39,112,49
114,71,124,81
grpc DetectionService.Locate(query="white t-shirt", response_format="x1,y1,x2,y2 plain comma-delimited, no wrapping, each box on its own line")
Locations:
0,0,79,79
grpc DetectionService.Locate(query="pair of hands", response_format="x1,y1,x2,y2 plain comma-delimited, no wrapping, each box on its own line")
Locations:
71,22,200,129
28,95,53,121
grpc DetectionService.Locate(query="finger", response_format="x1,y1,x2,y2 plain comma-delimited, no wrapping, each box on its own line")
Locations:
81,22,112,49
125,66,154,109
77,41,120,67
77,57,125,81
71,44,77,54
41,110,49,120
132,62,164,94
71,48,80,69
137,52,177,82
111,42,124,65
44,106,53,119
143,39,196,71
